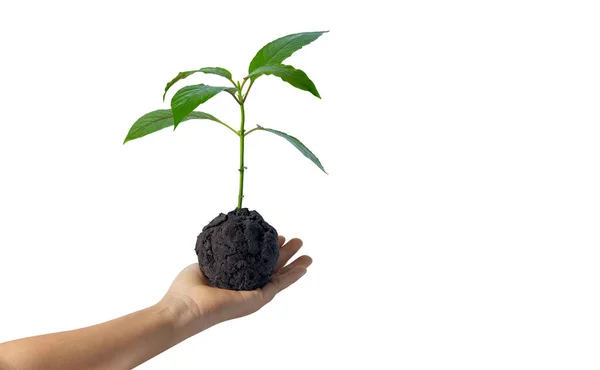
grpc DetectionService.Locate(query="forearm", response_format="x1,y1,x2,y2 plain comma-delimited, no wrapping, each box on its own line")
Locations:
0,298,207,370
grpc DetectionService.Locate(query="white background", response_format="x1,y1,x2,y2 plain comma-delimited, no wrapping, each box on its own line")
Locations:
1,0,599,369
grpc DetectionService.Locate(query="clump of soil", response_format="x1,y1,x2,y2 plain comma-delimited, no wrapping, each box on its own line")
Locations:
195,208,279,290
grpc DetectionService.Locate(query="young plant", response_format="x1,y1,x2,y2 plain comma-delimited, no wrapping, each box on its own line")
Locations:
124,31,328,290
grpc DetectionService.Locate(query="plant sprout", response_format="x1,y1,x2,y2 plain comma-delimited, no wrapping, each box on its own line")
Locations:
124,31,328,211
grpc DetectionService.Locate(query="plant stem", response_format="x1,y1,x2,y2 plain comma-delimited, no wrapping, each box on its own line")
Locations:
243,79,254,103
244,127,260,137
219,121,239,136
237,88,246,211
226,90,241,105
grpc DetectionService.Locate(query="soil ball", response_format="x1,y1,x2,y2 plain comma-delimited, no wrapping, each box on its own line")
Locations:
195,208,279,290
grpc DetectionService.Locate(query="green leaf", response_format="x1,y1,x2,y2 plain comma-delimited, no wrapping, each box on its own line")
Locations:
171,84,230,126
124,110,223,144
247,64,320,98
197,67,232,80
163,67,233,101
163,71,195,101
248,31,328,73
257,126,327,173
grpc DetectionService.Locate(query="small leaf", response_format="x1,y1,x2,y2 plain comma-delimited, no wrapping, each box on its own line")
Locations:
124,110,223,143
248,31,328,73
171,84,230,126
163,67,233,101
197,67,232,80
257,126,327,173
247,64,320,98
163,71,195,101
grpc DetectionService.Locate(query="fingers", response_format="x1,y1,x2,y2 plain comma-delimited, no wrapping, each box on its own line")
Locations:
278,235,286,248
262,266,308,303
278,255,312,275
275,238,303,271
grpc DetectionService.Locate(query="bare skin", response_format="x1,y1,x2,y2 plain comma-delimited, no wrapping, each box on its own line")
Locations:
0,236,311,370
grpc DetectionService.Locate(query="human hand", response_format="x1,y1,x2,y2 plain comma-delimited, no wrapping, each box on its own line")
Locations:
0,237,310,369
160,236,312,333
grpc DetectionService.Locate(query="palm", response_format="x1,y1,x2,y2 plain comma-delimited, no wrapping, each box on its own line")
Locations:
166,236,311,322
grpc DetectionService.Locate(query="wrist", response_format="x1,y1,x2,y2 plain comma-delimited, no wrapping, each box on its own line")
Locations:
155,294,213,340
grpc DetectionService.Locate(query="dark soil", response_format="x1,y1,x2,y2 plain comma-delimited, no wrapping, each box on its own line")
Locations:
195,208,279,290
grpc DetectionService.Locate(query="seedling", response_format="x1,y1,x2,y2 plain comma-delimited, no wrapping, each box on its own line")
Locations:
124,31,328,290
